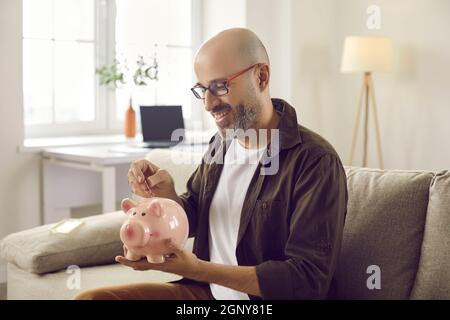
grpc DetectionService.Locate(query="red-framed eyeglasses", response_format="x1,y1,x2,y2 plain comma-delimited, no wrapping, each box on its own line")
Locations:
191,63,261,100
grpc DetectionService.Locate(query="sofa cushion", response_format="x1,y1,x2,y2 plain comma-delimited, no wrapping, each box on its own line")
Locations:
6,259,182,300
410,170,450,299
332,167,433,299
0,211,126,274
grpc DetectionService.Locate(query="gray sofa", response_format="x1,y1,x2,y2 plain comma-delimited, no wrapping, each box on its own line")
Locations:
1,149,450,299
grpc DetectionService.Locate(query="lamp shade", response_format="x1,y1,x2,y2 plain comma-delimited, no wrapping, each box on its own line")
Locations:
341,36,393,73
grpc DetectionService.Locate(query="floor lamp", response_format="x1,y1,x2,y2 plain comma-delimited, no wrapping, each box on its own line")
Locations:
341,36,393,169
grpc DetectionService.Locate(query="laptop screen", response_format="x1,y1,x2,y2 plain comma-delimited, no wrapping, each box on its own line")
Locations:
139,105,185,142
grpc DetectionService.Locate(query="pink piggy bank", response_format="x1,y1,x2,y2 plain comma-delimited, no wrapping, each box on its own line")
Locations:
119,197,189,263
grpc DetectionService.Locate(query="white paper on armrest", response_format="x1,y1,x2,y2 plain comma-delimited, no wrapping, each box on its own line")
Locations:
49,219,85,234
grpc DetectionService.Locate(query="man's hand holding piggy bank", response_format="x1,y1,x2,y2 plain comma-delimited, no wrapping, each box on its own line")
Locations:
116,159,202,279
116,197,201,278
119,197,189,263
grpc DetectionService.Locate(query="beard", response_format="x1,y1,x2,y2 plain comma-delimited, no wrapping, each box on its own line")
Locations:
211,81,262,139
212,100,261,139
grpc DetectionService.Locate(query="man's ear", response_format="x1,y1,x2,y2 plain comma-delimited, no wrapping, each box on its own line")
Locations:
121,198,137,214
257,64,270,91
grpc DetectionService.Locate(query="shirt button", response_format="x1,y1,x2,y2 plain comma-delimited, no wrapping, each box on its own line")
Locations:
262,202,268,209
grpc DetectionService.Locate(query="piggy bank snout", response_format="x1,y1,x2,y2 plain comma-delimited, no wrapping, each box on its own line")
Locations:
120,221,150,247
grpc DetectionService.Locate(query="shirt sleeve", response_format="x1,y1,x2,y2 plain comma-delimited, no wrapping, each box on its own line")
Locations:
255,153,348,299
179,161,204,238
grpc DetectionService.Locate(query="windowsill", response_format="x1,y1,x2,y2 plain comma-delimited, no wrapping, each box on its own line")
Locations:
20,134,144,153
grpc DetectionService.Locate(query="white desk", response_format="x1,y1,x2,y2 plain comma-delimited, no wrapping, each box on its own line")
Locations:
42,142,210,224
42,144,150,224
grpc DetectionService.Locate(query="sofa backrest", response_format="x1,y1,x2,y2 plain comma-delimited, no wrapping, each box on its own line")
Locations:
332,167,434,299
410,171,450,299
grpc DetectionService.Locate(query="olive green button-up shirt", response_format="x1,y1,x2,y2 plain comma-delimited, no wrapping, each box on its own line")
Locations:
179,98,348,300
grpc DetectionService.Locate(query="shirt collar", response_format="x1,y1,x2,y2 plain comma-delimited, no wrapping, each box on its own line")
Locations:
271,98,303,150
207,98,302,162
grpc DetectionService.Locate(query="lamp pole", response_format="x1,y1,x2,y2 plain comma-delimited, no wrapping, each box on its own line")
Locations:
348,72,384,169
363,72,370,167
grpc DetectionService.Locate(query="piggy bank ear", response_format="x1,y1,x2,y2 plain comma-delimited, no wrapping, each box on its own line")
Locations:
121,198,137,215
149,201,162,217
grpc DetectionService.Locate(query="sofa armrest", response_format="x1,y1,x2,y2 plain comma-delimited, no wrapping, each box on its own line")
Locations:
0,211,126,274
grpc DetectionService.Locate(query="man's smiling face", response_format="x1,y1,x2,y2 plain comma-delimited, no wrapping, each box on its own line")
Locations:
193,33,263,137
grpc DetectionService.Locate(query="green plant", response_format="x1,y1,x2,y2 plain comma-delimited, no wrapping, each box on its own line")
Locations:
95,59,126,89
133,55,158,86
96,55,158,89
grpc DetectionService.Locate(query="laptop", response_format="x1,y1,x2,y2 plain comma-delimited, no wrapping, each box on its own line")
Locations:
135,105,185,148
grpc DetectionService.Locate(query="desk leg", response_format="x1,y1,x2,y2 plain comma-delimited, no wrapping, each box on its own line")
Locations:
43,159,71,224
102,166,116,213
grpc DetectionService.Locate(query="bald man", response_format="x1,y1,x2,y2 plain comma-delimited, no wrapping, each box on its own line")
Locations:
75,28,347,300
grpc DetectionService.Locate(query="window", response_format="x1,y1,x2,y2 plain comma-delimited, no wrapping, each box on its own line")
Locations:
113,0,202,129
23,0,202,138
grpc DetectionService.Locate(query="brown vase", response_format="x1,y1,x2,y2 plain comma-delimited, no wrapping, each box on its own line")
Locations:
124,98,136,138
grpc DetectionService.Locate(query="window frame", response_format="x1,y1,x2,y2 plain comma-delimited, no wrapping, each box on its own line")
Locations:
24,0,204,139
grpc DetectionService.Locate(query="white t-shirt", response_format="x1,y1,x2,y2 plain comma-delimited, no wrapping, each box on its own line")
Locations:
208,138,266,300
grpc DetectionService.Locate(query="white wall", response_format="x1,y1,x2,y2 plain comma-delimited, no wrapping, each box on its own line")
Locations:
244,0,450,171
0,0,42,283
289,0,340,147
281,0,450,170
246,0,293,101
332,0,450,170
202,0,246,40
